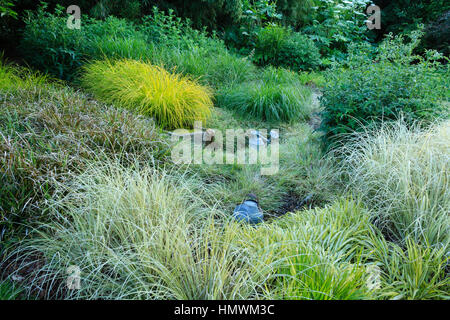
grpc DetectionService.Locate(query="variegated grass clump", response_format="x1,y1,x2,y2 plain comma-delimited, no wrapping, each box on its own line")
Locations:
239,199,377,300
3,161,374,300
3,162,448,300
4,163,270,299
338,119,450,247
81,59,213,129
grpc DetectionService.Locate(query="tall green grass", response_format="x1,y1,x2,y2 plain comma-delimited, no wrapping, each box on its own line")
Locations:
152,47,257,88
217,68,314,122
81,59,213,129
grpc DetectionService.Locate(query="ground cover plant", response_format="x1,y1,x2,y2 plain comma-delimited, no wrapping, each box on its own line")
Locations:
253,24,321,71
1,1,449,302
0,60,168,241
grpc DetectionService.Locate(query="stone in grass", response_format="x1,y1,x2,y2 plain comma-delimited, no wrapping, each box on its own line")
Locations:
233,193,264,225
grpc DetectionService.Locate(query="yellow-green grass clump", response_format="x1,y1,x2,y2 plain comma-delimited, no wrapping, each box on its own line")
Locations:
0,60,48,91
81,59,213,129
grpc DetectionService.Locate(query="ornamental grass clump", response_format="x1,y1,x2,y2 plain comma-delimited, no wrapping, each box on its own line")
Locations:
82,59,213,129
338,120,450,247
2,163,270,299
0,60,48,91
217,67,313,122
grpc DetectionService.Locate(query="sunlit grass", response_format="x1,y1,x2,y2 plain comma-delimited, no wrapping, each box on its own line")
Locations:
0,59,48,91
81,59,213,129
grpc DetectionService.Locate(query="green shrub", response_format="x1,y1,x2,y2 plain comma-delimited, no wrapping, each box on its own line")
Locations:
278,32,321,71
139,6,220,50
320,30,449,143
20,6,150,81
254,25,321,71
223,0,282,52
254,25,289,64
81,59,213,129
303,0,372,61
217,67,313,122
20,7,86,80
20,6,252,88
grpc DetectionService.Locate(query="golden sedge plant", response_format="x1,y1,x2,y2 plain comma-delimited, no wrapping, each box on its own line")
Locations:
81,59,213,129
0,60,48,92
